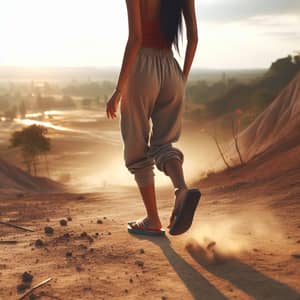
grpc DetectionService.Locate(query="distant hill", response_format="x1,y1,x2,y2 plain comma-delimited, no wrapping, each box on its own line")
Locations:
209,55,300,116
187,55,300,127
0,158,63,194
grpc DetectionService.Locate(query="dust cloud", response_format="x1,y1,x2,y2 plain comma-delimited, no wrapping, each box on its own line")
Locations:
186,208,286,264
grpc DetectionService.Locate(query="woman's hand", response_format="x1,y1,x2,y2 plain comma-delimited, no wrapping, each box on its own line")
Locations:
106,89,122,119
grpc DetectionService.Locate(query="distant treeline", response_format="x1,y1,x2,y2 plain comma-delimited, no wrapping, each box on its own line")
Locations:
186,55,300,128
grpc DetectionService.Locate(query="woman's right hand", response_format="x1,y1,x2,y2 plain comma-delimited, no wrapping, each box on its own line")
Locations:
106,89,122,119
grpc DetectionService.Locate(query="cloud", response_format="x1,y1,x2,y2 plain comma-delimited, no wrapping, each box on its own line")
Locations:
197,0,300,22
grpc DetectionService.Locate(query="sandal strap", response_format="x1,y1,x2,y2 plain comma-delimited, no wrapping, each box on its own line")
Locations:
131,218,149,230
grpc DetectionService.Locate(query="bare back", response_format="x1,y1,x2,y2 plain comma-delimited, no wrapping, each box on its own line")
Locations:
140,0,161,21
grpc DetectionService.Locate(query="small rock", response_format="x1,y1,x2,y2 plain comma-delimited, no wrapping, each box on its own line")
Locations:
67,216,72,221
291,254,300,259
103,217,107,219
63,233,70,239
135,260,144,268
139,248,145,254
59,219,68,226
89,248,94,253
35,239,44,247
29,294,38,300
76,265,83,272
253,248,259,252
22,271,33,283
108,232,111,235
129,278,133,283
124,289,128,293
95,232,99,236
66,251,72,257
97,219,103,224
207,241,216,250
17,283,30,293
296,240,300,244
44,226,54,235
79,244,87,250
80,232,88,238
77,195,85,200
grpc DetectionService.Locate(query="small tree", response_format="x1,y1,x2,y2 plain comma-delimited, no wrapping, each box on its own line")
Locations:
19,100,27,119
231,108,244,165
10,125,51,176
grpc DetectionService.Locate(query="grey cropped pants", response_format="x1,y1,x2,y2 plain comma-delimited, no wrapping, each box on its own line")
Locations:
120,47,186,187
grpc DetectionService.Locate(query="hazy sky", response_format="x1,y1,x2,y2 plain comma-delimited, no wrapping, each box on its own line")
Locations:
0,0,299,69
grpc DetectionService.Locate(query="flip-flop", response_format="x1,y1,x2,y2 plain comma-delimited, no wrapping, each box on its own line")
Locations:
127,219,165,237
169,189,201,236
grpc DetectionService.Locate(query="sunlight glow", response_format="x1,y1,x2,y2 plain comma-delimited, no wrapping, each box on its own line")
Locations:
0,0,299,68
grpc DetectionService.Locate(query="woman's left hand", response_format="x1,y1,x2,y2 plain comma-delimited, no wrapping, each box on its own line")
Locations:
106,89,122,119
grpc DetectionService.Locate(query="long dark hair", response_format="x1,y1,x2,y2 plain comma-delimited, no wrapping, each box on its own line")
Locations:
160,0,184,53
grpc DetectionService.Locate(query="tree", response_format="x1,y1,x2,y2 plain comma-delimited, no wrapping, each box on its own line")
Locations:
10,125,51,176
19,100,27,119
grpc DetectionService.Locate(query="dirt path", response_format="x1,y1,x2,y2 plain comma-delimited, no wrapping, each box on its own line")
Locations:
1,172,300,300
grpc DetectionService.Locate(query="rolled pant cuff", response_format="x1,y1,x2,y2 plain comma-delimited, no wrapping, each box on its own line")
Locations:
155,147,184,175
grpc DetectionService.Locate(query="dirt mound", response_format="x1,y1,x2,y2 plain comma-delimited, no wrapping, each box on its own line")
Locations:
226,71,300,165
0,159,63,194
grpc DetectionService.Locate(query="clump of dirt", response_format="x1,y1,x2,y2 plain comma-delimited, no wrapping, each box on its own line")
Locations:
35,239,44,248
22,271,33,283
16,271,34,294
185,239,234,265
59,219,68,226
44,226,54,235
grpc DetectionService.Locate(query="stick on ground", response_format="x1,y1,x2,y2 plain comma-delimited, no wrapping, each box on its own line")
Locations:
18,277,52,300
0,221,34,232
0,240,18,244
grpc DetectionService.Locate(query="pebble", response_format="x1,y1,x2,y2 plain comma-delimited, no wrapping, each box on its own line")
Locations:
66,251,72,257
59,219,68,226
35,239,44,247
97,219,103,224
135,260,144,268
29,294,38,300
16,283,30,293
22,271,33,283
44,226,54,235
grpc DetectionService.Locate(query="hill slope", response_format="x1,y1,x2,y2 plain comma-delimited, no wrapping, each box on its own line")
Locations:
0,159,63,194
224,71,300,165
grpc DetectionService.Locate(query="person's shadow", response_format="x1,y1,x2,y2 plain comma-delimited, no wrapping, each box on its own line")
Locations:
132,234,227,300
185,239,300,300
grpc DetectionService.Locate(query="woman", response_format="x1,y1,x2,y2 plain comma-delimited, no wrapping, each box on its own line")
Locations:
106,0,200,236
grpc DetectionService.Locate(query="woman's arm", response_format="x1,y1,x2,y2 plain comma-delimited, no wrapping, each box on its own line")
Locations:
106,0,142,119
182,0,198,82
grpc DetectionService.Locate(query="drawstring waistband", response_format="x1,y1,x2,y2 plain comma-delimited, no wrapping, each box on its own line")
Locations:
138,47,174,57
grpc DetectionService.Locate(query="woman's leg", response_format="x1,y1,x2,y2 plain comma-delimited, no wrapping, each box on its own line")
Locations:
137,184,162,229
164,158,189,227
120,49,163,230
164,158,187,190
